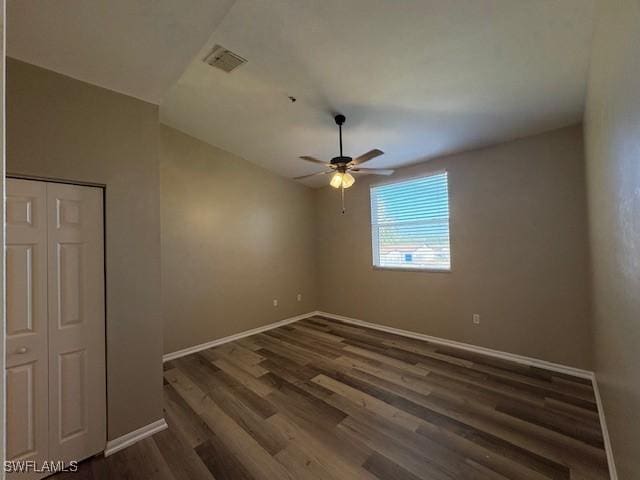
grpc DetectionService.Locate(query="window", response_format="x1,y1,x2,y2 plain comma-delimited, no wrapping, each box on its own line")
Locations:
370,172,451,271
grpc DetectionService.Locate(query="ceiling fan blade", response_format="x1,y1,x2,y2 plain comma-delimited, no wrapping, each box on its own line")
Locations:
351,149,384,165
293,170,333,180
351,168,395,176
300,156,331,166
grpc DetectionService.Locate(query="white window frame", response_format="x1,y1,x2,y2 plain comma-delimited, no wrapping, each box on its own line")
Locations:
370,170,452,273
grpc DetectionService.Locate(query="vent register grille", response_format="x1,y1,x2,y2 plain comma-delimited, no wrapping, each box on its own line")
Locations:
203,45,247,72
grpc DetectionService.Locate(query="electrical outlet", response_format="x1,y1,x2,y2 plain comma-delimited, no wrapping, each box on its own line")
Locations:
297,293,302,302
472,314,480,325
273,299,278,307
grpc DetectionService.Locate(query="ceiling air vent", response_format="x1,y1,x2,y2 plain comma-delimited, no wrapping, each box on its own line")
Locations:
203,45,247,73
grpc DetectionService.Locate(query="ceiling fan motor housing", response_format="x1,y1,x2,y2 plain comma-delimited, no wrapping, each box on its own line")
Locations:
331,155,352,168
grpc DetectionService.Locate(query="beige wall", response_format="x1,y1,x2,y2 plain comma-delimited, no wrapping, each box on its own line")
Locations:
6,59,163,440
316,125,592,368
584,0,640,477
160,126,317,354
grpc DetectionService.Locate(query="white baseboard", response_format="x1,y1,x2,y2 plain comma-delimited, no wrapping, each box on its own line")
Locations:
162,311,320,362
104,418,168,457
317,311,593,379
591,375,618,480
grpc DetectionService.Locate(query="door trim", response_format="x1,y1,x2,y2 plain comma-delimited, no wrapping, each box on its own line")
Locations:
6,174,106,189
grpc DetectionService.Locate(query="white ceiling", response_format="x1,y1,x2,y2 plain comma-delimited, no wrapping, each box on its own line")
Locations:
8,1,596,186
160,0,595,186
7,0,236,104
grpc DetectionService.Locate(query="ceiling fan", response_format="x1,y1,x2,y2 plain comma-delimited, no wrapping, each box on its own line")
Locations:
294,114,394,190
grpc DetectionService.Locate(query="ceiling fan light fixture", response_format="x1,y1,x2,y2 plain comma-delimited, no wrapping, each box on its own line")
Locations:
330,172,344,188
342,172,355,188
330,172,356,189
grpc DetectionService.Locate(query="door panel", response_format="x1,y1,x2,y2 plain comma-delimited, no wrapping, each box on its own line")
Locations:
57,243,83,327
58,349,87,440
6,245,35,335
6,362,37,459
47,182,106,463
6,179,49,476
6,195,35,226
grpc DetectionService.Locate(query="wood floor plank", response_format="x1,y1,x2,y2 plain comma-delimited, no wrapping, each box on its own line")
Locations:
52,316,610,480
235,337,264,351
384,336,596,405
201,344,270,377
265,328,345,359
254,332,315,365
266,372,349,427
216,343,267,365
203,379,288,455
318,367,562,480
274,444,340,480
163,383,214,448
121,437,176,480
363,450,438,480
333,354,434,396
292,324,346,343
327,392,474,479
329,366,572,479
267,413,379,480
152,425,215,480
339,416,460,480
171,358,287,457
212,369,279,419
313,373,423,431
544,397,600,425
422,392,609,477
382,338,475,367
195,435,256,480
342,344,432,376
213,358,274,397
166,368,295,480
495,400,604,448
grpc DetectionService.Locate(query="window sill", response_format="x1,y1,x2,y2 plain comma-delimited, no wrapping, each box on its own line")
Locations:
372,265,452,274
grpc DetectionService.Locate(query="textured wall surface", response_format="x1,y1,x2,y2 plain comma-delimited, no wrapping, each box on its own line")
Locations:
160,126,317,354
584,0,640,477
317,126,593,368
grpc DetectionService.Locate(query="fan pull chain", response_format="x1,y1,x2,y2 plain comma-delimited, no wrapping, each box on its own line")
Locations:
341,184,346,214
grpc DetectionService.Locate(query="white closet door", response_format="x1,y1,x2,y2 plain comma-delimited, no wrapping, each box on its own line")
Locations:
46,182,106,463
6,179,49,474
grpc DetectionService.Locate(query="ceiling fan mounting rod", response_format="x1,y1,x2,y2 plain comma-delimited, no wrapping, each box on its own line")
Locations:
335,114,346,158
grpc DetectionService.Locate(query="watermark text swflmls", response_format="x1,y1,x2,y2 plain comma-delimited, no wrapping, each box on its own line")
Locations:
4,460,79,473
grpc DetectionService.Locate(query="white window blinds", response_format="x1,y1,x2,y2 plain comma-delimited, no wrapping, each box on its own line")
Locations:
370,172,451,270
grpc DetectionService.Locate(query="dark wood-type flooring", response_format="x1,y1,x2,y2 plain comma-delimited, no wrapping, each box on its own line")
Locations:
52,316,610,480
